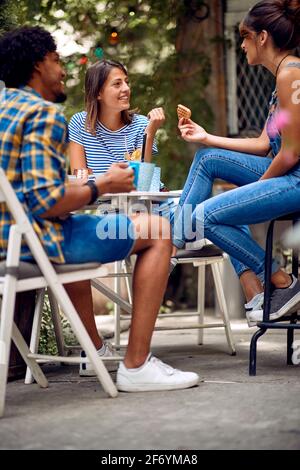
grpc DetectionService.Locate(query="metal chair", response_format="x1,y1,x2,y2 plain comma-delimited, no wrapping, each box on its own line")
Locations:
0,168,118,418
114,244,236,355
249,212,300,376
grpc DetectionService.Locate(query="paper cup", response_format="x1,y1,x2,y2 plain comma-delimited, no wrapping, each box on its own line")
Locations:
149,166,161,192
136,162,155,191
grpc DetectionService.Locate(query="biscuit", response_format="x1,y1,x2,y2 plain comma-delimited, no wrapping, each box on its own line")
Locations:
125,149,142,161
130,149,142,161
177,104,191,120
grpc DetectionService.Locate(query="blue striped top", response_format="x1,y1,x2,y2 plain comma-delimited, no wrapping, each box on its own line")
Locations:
68,111,158,175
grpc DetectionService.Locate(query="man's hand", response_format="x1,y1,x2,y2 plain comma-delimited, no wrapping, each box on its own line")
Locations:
146,107,165,136
96,162,135,194
178,118,208,143
41,164,134,218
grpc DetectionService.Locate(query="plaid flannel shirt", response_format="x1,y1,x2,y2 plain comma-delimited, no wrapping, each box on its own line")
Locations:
0,86,68,263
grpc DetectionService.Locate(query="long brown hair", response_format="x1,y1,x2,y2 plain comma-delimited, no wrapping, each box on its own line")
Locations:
84,59,135,135
240,0,300,50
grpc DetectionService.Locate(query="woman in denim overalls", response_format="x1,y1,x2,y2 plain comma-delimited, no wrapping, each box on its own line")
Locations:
172,0,300,325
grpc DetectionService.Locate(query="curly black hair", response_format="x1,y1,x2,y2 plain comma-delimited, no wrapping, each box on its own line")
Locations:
0,26,56,88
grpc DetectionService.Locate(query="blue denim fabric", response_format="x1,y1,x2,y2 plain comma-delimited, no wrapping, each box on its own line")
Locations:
266,89,282,158
60,214,135,264
153,198,178,220
268,133,282,158
171,147,300,281
171,67,300,281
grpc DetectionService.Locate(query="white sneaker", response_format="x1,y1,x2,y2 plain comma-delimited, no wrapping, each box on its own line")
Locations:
244,292,264,312
116,354,199,392
79,342,121,376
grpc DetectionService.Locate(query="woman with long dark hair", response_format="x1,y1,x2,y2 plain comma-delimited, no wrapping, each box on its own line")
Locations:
69,59,164,174
172,0,300,325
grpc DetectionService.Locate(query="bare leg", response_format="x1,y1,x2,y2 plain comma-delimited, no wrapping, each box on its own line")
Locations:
64,280,102,350
271,269,292,288
63,214,172,361
240,268,292,304
240,270,263,302
124,214,172,369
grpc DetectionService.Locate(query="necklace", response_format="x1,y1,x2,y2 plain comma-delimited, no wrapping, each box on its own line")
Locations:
275,54,290,78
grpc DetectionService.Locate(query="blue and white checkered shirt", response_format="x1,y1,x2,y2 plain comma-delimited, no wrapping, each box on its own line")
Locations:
0,86,68,262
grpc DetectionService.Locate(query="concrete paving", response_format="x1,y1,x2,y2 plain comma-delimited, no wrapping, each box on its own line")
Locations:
1,314,300,450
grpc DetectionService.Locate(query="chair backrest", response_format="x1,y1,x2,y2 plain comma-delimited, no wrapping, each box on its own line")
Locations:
0,168,32,232
0,168,63,283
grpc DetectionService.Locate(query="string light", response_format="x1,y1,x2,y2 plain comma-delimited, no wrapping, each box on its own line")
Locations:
78,56,88,65
129,7,136,16
95,47,104,59
66,61,76,71
109,28,119,45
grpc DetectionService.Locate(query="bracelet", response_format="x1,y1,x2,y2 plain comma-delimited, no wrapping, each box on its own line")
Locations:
84,180,99,205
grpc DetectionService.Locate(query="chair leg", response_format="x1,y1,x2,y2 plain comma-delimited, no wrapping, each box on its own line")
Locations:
0,273,19,417
287,317,296,365
25,288,46,384
12,322,48,388
211,262,236,355
263,221,274,321
197,265,205,345
123,257,133,305
114,260,122,350
289,239,299,365
249,328,267,376
46,281,118,398
0,273,47,417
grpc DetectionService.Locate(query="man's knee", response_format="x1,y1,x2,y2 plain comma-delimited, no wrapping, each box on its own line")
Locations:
148,214,171,241
131,213,171,241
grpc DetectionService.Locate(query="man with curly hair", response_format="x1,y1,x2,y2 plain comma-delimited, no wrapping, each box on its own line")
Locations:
0,26,199,391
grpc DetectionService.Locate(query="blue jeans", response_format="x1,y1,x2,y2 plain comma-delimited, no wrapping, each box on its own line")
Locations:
171,148,300,281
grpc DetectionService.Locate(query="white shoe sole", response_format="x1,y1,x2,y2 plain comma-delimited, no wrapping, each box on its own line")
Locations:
246,292,300,327
80,361,119,376
116,377,199,392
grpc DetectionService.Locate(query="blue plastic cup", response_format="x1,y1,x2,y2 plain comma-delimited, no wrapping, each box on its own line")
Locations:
128,162,140,188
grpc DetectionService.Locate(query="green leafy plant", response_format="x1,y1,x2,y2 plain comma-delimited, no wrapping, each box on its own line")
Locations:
6,0,213,189
38,294,78,355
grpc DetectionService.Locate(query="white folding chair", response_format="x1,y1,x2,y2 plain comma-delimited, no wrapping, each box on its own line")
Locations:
156,245,236,355
112,245,236,355
0,168,118,418
25,257,133,383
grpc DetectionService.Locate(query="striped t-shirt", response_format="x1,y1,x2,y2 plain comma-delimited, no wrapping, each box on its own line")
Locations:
68,111,158,175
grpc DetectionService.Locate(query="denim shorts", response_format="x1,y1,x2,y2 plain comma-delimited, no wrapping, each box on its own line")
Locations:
60,214,135,264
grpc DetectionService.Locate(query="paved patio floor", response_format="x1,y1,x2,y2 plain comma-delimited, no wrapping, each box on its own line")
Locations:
1,313,300,450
